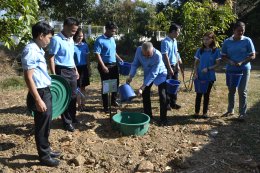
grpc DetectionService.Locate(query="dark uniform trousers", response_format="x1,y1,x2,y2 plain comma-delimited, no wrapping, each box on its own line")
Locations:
195,81,214,114
167,64,179,107
55,65,77,125
142,82,168,121
27,87,52,160
97,63,119,109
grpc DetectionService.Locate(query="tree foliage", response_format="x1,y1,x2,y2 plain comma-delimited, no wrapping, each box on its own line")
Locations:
155,0,236,64
0,0,39,49
179,0,236,62
39,0,95,23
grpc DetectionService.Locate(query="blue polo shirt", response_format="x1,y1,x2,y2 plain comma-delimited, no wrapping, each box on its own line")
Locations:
94,34,116,63
161,36,178,65
49,32,75,68
74,42,90,66
21,41,51,88
129,47,167,86
194,48,221,81
221,35,255,71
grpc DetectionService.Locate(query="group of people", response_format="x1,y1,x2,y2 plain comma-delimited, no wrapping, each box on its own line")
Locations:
20,17,255,167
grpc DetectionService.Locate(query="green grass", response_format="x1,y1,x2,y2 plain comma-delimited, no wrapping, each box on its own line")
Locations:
0,76,26,90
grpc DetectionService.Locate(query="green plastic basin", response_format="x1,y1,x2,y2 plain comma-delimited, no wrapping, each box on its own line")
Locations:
50,75,71,119
112,112,150,136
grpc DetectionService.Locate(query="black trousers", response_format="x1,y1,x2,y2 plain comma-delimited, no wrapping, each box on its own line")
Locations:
55,65,77,125
98,63,119,109
27,87,52,160
142,82,168,121
167,64,179,106
195,81,214,114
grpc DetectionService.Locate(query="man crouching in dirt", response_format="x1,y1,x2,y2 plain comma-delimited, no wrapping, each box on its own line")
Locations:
126,42,169,126
21,22,61,167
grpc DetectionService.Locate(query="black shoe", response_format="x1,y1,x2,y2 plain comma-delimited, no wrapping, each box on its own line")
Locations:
192,114,199,119
103,108,109,113
72,119,80,124
171,104,181,109
40,157,60,167
167,105,172,111
64,124,75,132
50,151,61,158
201,114,209,119
111,101,120,107
158,119,168,126
78,105,90,112
222,111,235,117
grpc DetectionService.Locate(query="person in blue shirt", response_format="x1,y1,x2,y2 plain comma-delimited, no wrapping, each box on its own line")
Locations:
21,22,60,167
161,24,182,110
49,17,79,132
193,31,221,119
126,42,168,125
221,21,256,120
73,28,90,111
94,21,123,113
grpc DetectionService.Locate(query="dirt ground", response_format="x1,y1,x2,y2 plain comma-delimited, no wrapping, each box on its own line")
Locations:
1,64,260,173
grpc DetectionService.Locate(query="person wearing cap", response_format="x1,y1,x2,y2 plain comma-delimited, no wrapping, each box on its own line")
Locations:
161,23,182,111
49,17,79,132
126,42,168,125
94,21,123,113
21,21,60,167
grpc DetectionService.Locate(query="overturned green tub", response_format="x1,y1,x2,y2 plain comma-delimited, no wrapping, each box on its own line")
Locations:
112,112,150,136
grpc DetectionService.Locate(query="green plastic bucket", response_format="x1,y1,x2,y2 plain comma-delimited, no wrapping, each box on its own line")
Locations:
50,75,71,119
112,112,150,136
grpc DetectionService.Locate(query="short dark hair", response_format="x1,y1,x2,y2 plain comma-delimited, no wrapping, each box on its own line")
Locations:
233,21,245,30
64,17,79,26
32,21,54,39
105,21,118,30
168,23,181,33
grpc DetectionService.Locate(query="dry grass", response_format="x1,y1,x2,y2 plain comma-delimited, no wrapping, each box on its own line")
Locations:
0,67,259,172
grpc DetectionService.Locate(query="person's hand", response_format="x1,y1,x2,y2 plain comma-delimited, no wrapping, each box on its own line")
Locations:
126,77,132,84
102,66,109,73
201,67,208,73
235,61,243,66
35,99,47,112
193,73,198,80
168,68,174,76
137,88,143,96
75,70,79,80
229,60,236,66
177,64,181,72
137,85,145,96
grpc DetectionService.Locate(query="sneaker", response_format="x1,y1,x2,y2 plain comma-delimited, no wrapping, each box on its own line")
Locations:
171,104,181,110
222,111,234,117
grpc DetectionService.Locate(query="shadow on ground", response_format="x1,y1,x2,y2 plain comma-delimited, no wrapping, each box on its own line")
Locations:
165,100,260,173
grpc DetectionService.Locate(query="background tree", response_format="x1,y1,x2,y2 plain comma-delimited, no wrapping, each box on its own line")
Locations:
154,0,236,64
179,0,236,63
0,0,39,49
39,0,95,23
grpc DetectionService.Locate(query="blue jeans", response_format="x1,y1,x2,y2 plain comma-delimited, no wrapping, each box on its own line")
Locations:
227,70,250,115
